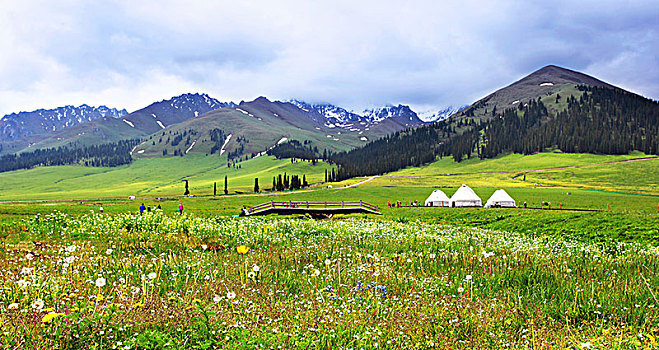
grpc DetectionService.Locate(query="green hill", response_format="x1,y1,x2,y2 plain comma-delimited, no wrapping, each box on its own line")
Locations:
329,65,659,180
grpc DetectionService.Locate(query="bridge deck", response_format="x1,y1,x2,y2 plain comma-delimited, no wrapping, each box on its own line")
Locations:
242,200,382,217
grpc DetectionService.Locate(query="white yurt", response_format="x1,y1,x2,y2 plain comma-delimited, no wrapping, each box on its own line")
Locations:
424,190,450,207
484,189,517,208
449,184,482,207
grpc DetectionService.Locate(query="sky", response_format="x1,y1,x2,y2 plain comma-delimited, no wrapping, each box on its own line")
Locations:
0,0,657,118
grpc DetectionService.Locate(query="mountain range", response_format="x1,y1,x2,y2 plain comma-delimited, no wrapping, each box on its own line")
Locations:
2,64,656,177
0,93,434,157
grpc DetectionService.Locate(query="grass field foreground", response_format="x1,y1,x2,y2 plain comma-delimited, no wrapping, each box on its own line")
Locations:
2,212,659,348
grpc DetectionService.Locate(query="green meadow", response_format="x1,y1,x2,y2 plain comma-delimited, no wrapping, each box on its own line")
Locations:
1,152,658,348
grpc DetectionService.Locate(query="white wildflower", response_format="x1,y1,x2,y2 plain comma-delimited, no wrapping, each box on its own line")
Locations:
31,299,44,310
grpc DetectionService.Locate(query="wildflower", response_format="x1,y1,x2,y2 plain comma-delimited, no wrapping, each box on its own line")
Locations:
31,299,44,310
429,253,436,259
201,244,208,250
95,277,106,288
42,312,65,324
457,287,464,294
43,307,55,312
106,248,113,255
65,245,77,253
8,303,19,310
236,245,250,254
325,259,331,265
252,265,260,272
17,280,30,288
406,258,412,263
132,302,144,308
227,291,236,299
192,298,201,304
247,271,256,279
96,294,104,301
312,269,320,277
148,272,157,280
213,295,220,303
465,275,472,281
26,253,34,260
21,267,33,275
580,342,593,349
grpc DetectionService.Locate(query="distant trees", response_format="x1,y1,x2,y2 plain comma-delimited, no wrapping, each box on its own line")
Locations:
0,139,140,173
268,140,321,161
272,172,309,191
183,180,190,196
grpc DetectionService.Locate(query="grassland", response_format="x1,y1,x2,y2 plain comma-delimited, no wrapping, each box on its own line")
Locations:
1,152,657,243
0,155,332,201
3,212,659,349
1,151,658,348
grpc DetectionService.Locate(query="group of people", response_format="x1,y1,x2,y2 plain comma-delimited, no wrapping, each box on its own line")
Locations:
139,203,183,215
97,202,185,215
387,200,420,208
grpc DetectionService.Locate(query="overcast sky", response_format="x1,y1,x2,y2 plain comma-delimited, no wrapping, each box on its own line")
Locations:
0,0,657,117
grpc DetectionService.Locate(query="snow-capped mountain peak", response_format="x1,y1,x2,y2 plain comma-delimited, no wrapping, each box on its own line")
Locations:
416,105,469,122
0,105,128,141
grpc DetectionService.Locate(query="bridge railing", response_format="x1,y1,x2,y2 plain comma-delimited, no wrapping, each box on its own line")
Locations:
247,200,380,214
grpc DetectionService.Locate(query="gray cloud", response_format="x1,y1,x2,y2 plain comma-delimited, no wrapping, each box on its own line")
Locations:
0,0,657,116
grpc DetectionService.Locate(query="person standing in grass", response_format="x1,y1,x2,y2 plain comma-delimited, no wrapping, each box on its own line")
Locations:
140,203,145,215
178,202,183,215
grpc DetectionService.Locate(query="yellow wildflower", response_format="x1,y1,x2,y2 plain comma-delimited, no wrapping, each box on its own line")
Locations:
236,245,250,254
132,302,144,308
42,312,65,324
42,307,55,312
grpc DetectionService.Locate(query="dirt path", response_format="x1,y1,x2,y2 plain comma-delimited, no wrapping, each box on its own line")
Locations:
337,175,379,189
387,156,659,178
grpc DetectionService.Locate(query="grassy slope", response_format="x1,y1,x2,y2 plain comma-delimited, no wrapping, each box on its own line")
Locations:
1,152,656,243
135,104,364,159
0,155,331,201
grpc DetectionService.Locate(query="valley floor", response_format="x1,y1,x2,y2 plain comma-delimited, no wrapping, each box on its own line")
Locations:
0,152,658,348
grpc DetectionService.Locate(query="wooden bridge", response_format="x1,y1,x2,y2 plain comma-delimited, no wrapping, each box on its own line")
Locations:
241,200,382,218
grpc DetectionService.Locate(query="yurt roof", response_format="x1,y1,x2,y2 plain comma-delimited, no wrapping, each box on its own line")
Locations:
450,184,481,201
486,189,515,203
426,189,450,202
